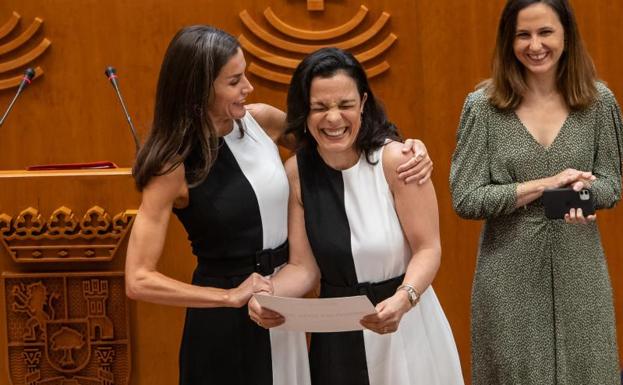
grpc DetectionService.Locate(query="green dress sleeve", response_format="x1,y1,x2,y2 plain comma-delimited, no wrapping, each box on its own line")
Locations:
449,91,518,219
591,84,623,209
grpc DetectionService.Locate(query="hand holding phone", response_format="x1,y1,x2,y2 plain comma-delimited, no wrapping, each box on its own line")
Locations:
542,188,595,220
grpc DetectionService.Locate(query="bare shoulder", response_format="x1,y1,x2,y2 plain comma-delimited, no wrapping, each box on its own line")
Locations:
382,141,430,191
246,103,286,142
142,163,188,209
382,141,410,176
246,103,285,125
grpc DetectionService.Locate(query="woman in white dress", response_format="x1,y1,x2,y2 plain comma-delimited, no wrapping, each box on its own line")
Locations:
249,47,464,385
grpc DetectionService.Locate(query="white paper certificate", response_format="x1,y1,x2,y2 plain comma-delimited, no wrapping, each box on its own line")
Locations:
253,294,376,333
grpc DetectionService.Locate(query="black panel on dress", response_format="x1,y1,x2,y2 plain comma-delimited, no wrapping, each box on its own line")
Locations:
174,140,263,265
173,141,272,385
296,146,359,287
296,146,370,385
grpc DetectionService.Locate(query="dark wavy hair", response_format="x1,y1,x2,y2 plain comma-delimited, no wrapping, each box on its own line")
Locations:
133,25,240,191
484,0,596,110
285,47,400,164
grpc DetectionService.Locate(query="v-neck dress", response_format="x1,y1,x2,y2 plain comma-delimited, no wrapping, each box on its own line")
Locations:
173,112,311,385
450,83,623,385
298,145,464,385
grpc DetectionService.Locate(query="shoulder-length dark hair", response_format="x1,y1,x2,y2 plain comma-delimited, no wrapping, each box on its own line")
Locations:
133,25,240,191
285,47,400,163
485,0,597,110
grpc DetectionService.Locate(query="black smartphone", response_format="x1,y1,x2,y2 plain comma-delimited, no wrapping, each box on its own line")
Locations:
542,188,595,219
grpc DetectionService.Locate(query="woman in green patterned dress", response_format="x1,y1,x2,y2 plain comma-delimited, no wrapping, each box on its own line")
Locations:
450,0,622,384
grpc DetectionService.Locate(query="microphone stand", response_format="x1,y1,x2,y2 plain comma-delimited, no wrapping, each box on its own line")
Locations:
0,68,35,127
105,67,140,153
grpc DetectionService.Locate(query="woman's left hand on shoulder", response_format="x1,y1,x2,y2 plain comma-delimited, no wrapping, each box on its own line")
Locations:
397,139,433,184
360,291,412,335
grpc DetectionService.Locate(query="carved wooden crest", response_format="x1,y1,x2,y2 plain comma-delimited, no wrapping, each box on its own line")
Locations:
0,11,50,90
0,206,137,263
239,2,398,85
3,272,130,385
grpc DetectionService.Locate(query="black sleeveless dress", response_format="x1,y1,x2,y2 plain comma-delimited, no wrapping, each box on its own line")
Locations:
173,113,310,385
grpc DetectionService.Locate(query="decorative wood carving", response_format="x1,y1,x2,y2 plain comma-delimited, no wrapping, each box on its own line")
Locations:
264,6,367,40
0,11,49,90
0,39,50,73
240,4,397,85
3,272,130,385
307,0,325,11
0,18,43,55
248,60,391,85
0,11,20,39
240,32,396,70
0,206,137,263
240,9,391,53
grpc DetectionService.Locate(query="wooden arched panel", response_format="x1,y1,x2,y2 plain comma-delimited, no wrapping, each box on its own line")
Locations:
264,5,368,40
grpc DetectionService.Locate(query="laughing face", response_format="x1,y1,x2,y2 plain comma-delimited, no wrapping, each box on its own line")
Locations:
208,47,254,136
307,71,367,164
513,3,565,79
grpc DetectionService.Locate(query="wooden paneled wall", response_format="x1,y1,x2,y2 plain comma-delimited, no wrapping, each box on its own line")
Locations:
1,1,622,384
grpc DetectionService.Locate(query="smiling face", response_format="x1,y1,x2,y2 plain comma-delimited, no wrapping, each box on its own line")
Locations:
208,48,254,135
306,71,367,165
513,2,565,80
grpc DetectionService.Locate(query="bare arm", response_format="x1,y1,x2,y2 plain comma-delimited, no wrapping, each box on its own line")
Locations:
514,170,595,208
397,139,434,184
125,164,270,308
248,155,321,328
361,141,441,334
246,103,296,149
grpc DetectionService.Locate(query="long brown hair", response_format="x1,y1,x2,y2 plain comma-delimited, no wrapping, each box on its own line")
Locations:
133,25,240,191
484,0,597,110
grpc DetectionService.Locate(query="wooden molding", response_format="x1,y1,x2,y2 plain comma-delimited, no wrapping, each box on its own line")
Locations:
0,38,50,74
0,66,43,90
355,33,397,63
248,60,390,85
0,17,43,55
238,34,300,69
0,206,137,263
307,0,325,11
264,5,368,41
241,10,391,53
0,11,20,40
365,61,390,78
248,62,292,85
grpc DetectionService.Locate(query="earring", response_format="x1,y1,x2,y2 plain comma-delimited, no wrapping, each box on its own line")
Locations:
304,123,307,133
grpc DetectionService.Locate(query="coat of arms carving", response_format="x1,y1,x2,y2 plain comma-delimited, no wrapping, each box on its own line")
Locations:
3,272,130,385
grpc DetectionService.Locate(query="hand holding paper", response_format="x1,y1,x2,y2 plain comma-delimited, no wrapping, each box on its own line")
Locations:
252,294,375,332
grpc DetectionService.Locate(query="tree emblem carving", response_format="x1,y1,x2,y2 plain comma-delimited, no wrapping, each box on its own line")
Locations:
50,327,85,368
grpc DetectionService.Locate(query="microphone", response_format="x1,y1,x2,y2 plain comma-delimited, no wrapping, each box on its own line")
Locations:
104,66,140,152
0,68,36,127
